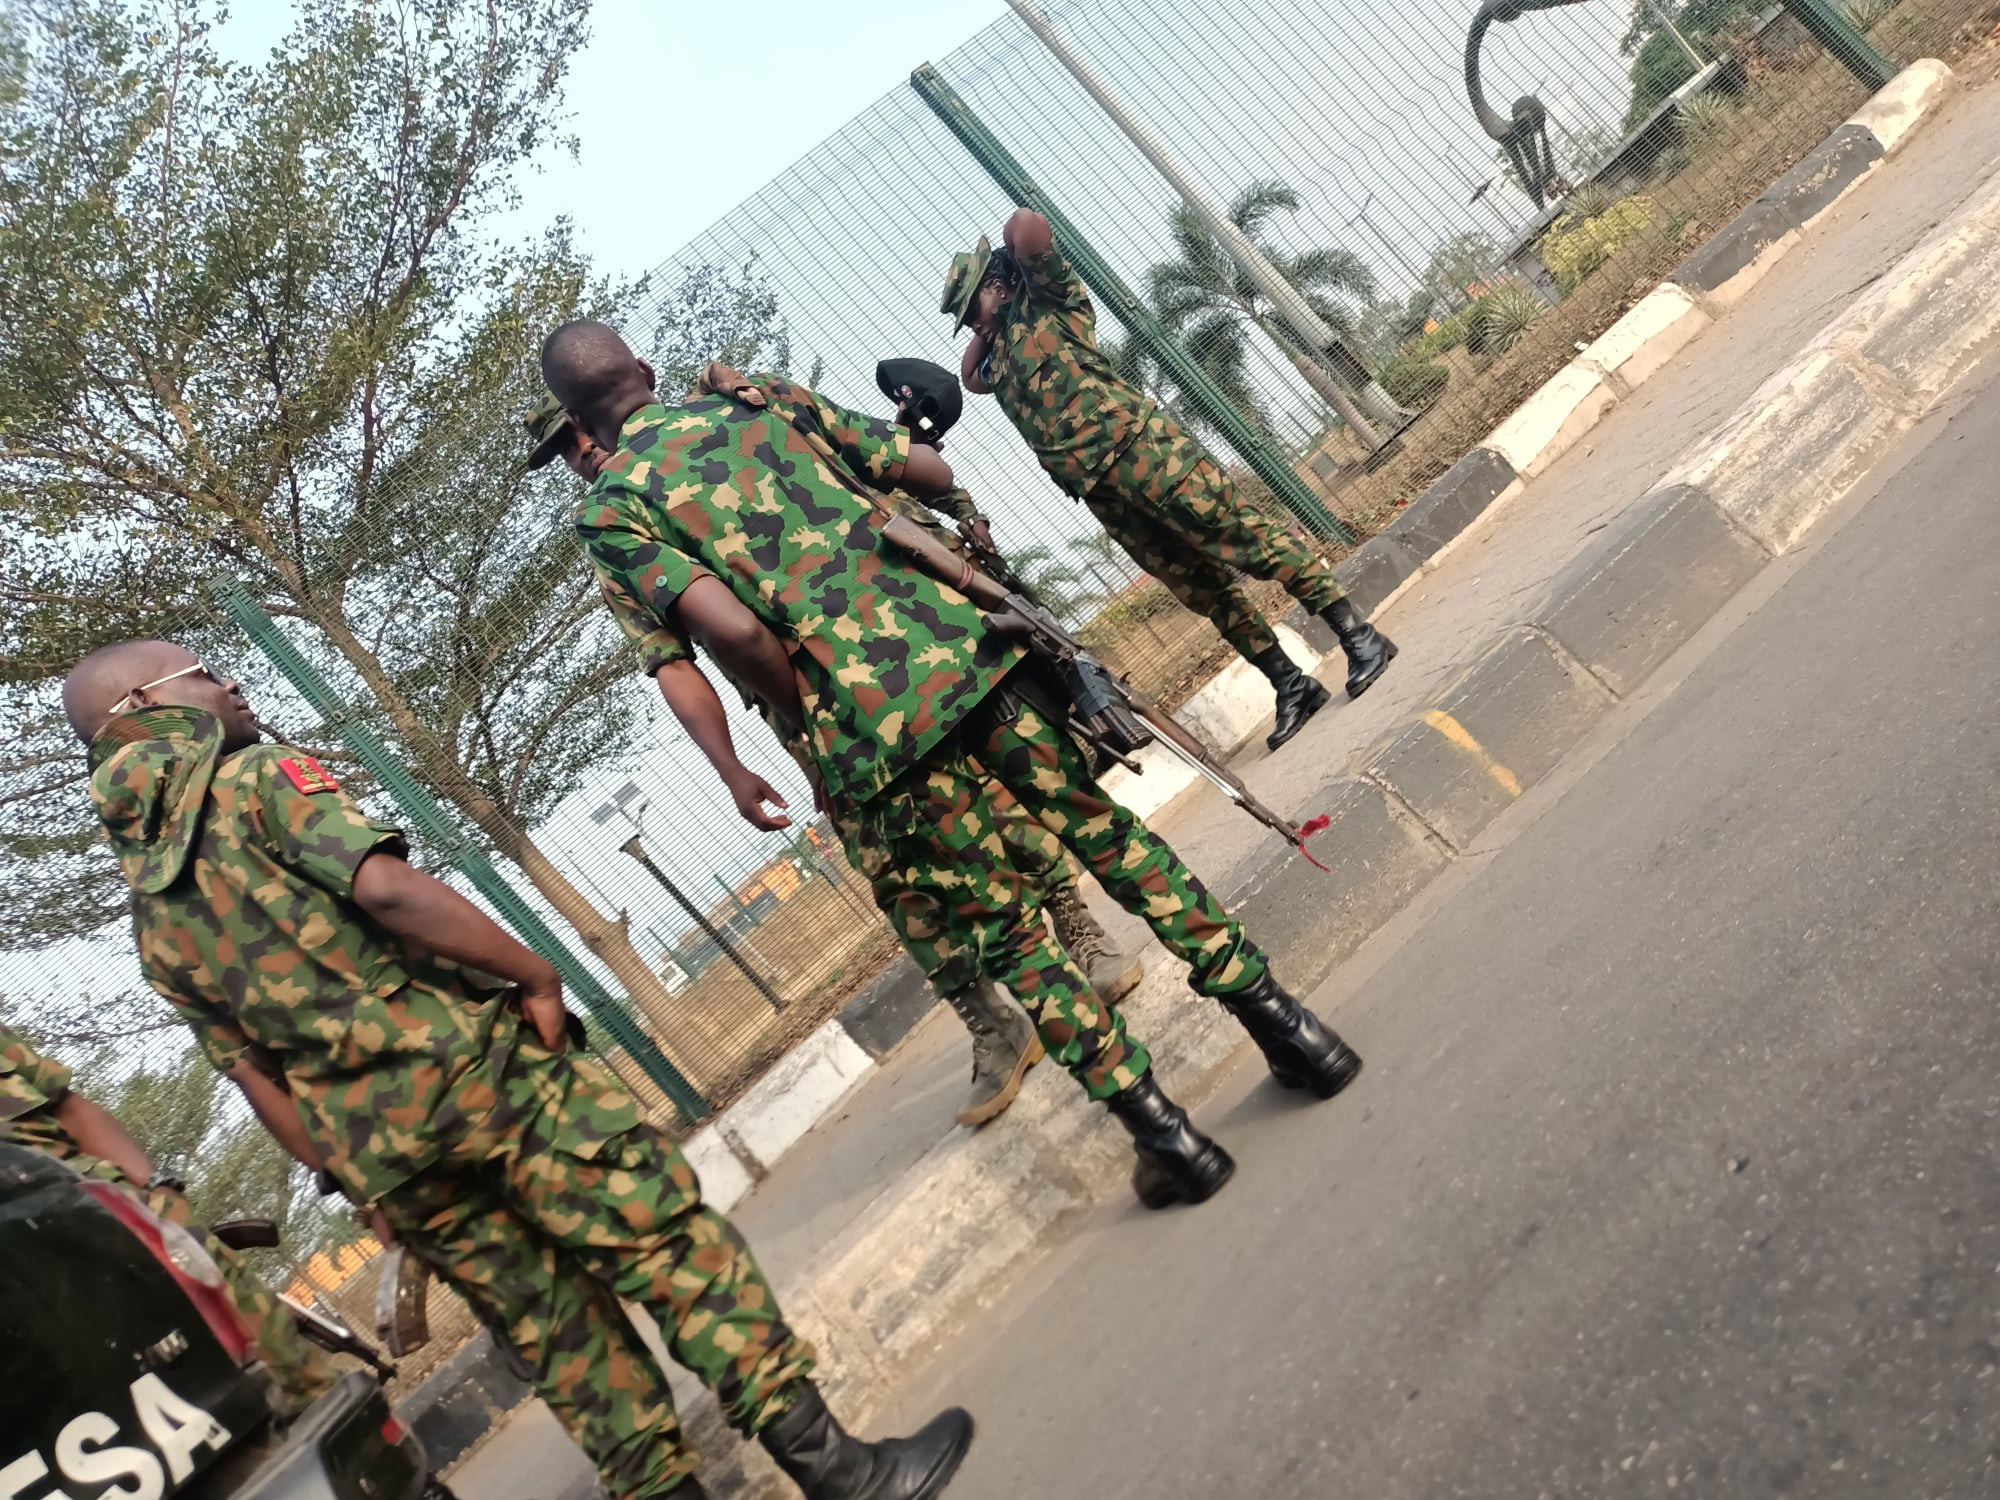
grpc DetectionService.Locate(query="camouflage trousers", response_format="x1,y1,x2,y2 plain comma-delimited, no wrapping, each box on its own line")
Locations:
856,669,1267,1100
834,781,1079,997
375,1046,814,1498
1084,437,1345,661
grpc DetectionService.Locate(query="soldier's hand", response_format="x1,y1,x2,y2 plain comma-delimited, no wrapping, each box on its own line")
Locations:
726,768,792,832
516,974,570,1052
962,517,997,556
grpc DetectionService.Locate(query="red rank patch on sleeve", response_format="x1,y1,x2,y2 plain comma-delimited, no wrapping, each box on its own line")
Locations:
278,755,340,795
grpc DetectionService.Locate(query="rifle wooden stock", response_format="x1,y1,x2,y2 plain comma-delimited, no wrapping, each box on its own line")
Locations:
881,514,1013,611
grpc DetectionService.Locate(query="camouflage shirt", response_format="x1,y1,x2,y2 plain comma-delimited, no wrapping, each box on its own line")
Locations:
88,707,638,1204
983,244,1200,498
575,384,1023,807
0,1020,87,1167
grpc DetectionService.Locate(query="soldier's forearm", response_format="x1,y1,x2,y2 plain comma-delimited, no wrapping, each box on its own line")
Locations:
655,662,758,785
55,1093,154,1183
351,853,562,997
961,336,992,395
674,578,807,734
898,444,955,502
227,1060,323,1173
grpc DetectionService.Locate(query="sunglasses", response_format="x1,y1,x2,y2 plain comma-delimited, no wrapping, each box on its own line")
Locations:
108,660,227,717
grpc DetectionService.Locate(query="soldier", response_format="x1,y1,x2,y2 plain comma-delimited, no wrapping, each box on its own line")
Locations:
62,641,973,1500
527,392,1138,1130
545,320,1363,1215
948,209,1398,751
0,1018,335,1420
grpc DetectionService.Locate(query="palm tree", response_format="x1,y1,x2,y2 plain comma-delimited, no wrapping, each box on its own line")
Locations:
1149,180,1392,445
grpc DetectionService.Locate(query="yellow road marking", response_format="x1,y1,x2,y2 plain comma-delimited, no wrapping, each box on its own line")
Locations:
1423,710,1522,797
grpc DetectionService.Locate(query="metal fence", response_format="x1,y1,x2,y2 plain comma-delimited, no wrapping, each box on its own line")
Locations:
1,0,1989,1396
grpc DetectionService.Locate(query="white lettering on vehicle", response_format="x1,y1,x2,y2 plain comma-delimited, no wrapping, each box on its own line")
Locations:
128,1375,231,1485
53,1413,165,1500
0,1451,63,1500
2,1382,237,1496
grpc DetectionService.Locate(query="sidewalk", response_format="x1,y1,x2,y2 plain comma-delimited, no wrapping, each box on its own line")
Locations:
446,62,2000,1500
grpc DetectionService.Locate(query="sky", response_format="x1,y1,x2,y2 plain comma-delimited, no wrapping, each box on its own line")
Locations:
11,0,1658,1057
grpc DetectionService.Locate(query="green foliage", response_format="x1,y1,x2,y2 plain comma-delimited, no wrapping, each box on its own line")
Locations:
1540,197,1657,293
1004,545,1103,628
1409,303,1483,359
1622,0,1761,127
1378,357,1451,410
0,0,793,960
1627,30,1702,129
1842,0,1897,29
1145,179,1376,436
1672,90,1740,153
1468,282,1547,355
1563,181,1627,223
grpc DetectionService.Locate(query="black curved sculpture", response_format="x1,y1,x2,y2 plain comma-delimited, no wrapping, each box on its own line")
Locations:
1464,0,1598,211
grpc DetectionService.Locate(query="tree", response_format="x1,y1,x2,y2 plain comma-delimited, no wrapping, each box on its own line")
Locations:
1421,231,1502,306
1147,181,1384,441
1002,545,1100,628
0,0,788,1088
1620,0,1761,127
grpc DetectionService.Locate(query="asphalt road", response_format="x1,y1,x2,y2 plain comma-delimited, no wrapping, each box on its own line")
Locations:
890,363,2000,1498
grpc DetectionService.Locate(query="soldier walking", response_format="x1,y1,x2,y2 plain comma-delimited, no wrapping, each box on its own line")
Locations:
545,320,1363,1215
949,209,1398,751
62,642,973,1500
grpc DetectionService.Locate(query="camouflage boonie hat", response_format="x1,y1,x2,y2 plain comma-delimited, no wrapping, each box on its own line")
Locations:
939,236,994,332
523,394,572,471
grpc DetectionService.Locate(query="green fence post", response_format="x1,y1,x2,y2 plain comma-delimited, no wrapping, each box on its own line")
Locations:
211,575,710,1124
911,63,1356,545
1780,0,1896,90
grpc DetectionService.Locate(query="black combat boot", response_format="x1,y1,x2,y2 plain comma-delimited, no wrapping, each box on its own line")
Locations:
1105,1074,1236,1209
1251,643,1332,750
758,1385,973,1500
1321,598,1397,699
1219,972,1362,1098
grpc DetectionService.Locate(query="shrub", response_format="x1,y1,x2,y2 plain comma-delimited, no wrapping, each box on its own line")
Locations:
1468,281,1546,355
1562,181,1625,223
1379,356,1451,409
1540,196,1656,293
1408,303,1482,358
1674,92,1739,153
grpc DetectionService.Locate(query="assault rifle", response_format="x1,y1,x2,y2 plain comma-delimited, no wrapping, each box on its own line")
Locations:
881,514,1320,855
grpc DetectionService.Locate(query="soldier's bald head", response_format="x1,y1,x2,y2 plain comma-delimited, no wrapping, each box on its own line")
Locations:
62,639,261,752
540,321,653,450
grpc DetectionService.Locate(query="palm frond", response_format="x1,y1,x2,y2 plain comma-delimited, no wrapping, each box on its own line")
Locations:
1228,178,1303,237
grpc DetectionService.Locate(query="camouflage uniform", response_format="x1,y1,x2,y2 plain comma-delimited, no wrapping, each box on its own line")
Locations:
87,708,812,1497
576,382,1269,1105
978,243,1347,662
0,1020,335,1420
598,371,1083,1001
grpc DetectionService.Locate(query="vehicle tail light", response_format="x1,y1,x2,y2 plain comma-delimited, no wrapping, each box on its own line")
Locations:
82,1181,251,1365
380,1416,405,1445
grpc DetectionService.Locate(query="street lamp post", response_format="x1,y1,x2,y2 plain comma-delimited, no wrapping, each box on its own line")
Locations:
591,784,785,1014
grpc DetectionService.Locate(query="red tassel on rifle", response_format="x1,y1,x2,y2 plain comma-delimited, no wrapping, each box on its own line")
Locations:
1295,813,1333,872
